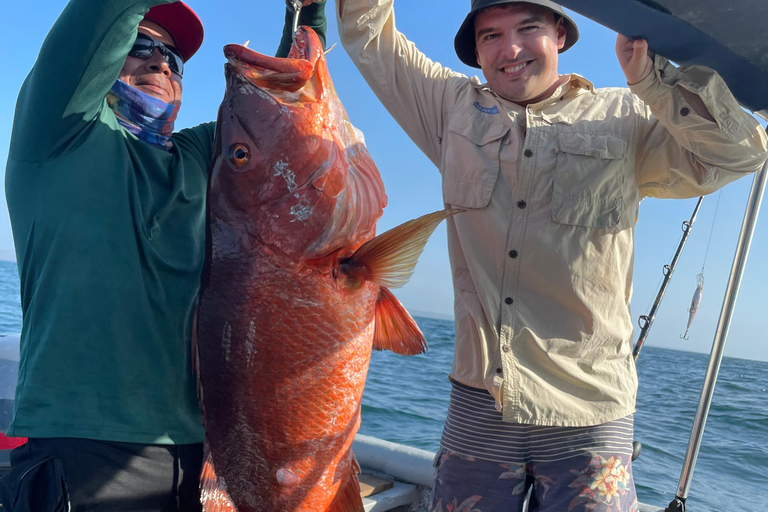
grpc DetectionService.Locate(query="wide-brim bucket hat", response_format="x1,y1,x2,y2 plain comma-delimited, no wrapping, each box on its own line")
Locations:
454,0,579,68
144,1,205,62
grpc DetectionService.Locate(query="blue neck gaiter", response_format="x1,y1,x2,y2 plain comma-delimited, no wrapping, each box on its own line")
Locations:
106,79,180,150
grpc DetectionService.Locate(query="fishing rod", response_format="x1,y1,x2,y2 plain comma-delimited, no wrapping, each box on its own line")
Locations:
632,196,704,361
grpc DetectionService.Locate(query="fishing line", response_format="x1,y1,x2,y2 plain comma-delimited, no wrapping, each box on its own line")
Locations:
633,196,704,360
699,190,722,275
641,228,679,315
679,191,721,340
643,225,676,311
643,274,665,314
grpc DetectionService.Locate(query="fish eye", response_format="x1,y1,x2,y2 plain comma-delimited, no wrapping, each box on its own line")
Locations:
228,144,250,167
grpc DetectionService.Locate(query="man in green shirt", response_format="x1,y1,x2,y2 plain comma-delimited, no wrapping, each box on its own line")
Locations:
0,1,326,510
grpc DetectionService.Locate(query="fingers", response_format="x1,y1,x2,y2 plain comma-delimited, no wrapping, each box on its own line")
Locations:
615,35,654,85
615,33,630,49
285,0,311,11
616,35,647,52
631,38,649,57
615,34,634,70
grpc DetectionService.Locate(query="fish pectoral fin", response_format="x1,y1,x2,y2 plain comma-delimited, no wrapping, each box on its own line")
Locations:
348,209,462,289
200,447,237,512
325,470,364,512
373,287,427,355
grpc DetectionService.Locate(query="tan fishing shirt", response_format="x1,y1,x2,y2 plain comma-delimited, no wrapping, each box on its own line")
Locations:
338,0,768,426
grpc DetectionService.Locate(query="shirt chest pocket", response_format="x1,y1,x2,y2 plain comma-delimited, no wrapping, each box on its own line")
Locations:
441,110,509,209
552,132,628,228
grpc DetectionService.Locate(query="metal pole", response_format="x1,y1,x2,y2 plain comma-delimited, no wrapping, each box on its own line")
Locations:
665,158,768,512
290,0,302,38
633,197,703,361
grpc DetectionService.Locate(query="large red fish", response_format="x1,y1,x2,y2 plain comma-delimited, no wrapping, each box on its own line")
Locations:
195,27,454,512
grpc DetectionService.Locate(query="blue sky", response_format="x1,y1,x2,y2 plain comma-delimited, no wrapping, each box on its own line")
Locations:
1,1,767,361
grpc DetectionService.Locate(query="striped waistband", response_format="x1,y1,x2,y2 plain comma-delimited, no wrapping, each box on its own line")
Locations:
440,381,634,464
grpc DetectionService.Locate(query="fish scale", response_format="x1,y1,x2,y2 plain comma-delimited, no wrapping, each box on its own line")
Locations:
196,26,456,512
201,284,371,509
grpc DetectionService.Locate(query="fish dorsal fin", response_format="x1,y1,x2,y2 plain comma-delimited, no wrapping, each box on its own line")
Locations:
346,209,461,288
200,447,237,512
374,287,427,355
324,470,364,512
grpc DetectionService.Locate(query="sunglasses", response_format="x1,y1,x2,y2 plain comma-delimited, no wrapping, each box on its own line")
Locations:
129,33,185,78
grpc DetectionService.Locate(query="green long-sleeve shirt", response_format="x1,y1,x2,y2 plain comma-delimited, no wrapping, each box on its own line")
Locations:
6,0,326,444
277,0,328,57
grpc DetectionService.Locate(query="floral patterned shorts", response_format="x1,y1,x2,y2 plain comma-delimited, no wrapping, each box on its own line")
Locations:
430,447,638,512
429,382,638,512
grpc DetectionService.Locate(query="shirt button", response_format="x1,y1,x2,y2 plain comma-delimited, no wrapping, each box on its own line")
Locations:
502,345,511,353
680,107,690,116
505,297,514,305
517,200,527,209
496,368,503,374
508,250,518,258
524,149,533,158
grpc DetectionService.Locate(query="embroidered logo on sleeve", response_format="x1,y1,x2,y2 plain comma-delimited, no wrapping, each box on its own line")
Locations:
473,102,500,114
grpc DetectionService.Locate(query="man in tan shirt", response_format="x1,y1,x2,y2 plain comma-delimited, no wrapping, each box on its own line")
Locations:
336,0,768,510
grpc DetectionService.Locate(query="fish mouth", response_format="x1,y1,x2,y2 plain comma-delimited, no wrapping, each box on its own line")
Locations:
224,27,322,93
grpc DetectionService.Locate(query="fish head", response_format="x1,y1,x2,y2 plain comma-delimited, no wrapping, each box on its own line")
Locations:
209,27,387,264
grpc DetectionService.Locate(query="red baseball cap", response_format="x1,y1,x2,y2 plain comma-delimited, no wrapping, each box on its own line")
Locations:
144,1,204,62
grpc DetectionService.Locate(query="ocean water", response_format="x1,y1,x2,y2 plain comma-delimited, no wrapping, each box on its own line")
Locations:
0,262,21,336
1,260,766,510
360,316,768,512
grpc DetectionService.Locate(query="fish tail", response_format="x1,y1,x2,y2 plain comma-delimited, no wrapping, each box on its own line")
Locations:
325,469,364,512
373,287,427,355
200,446,237,512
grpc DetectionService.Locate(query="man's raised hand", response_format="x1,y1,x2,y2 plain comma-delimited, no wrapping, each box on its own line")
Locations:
616,34,654,86
285,0,317,10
